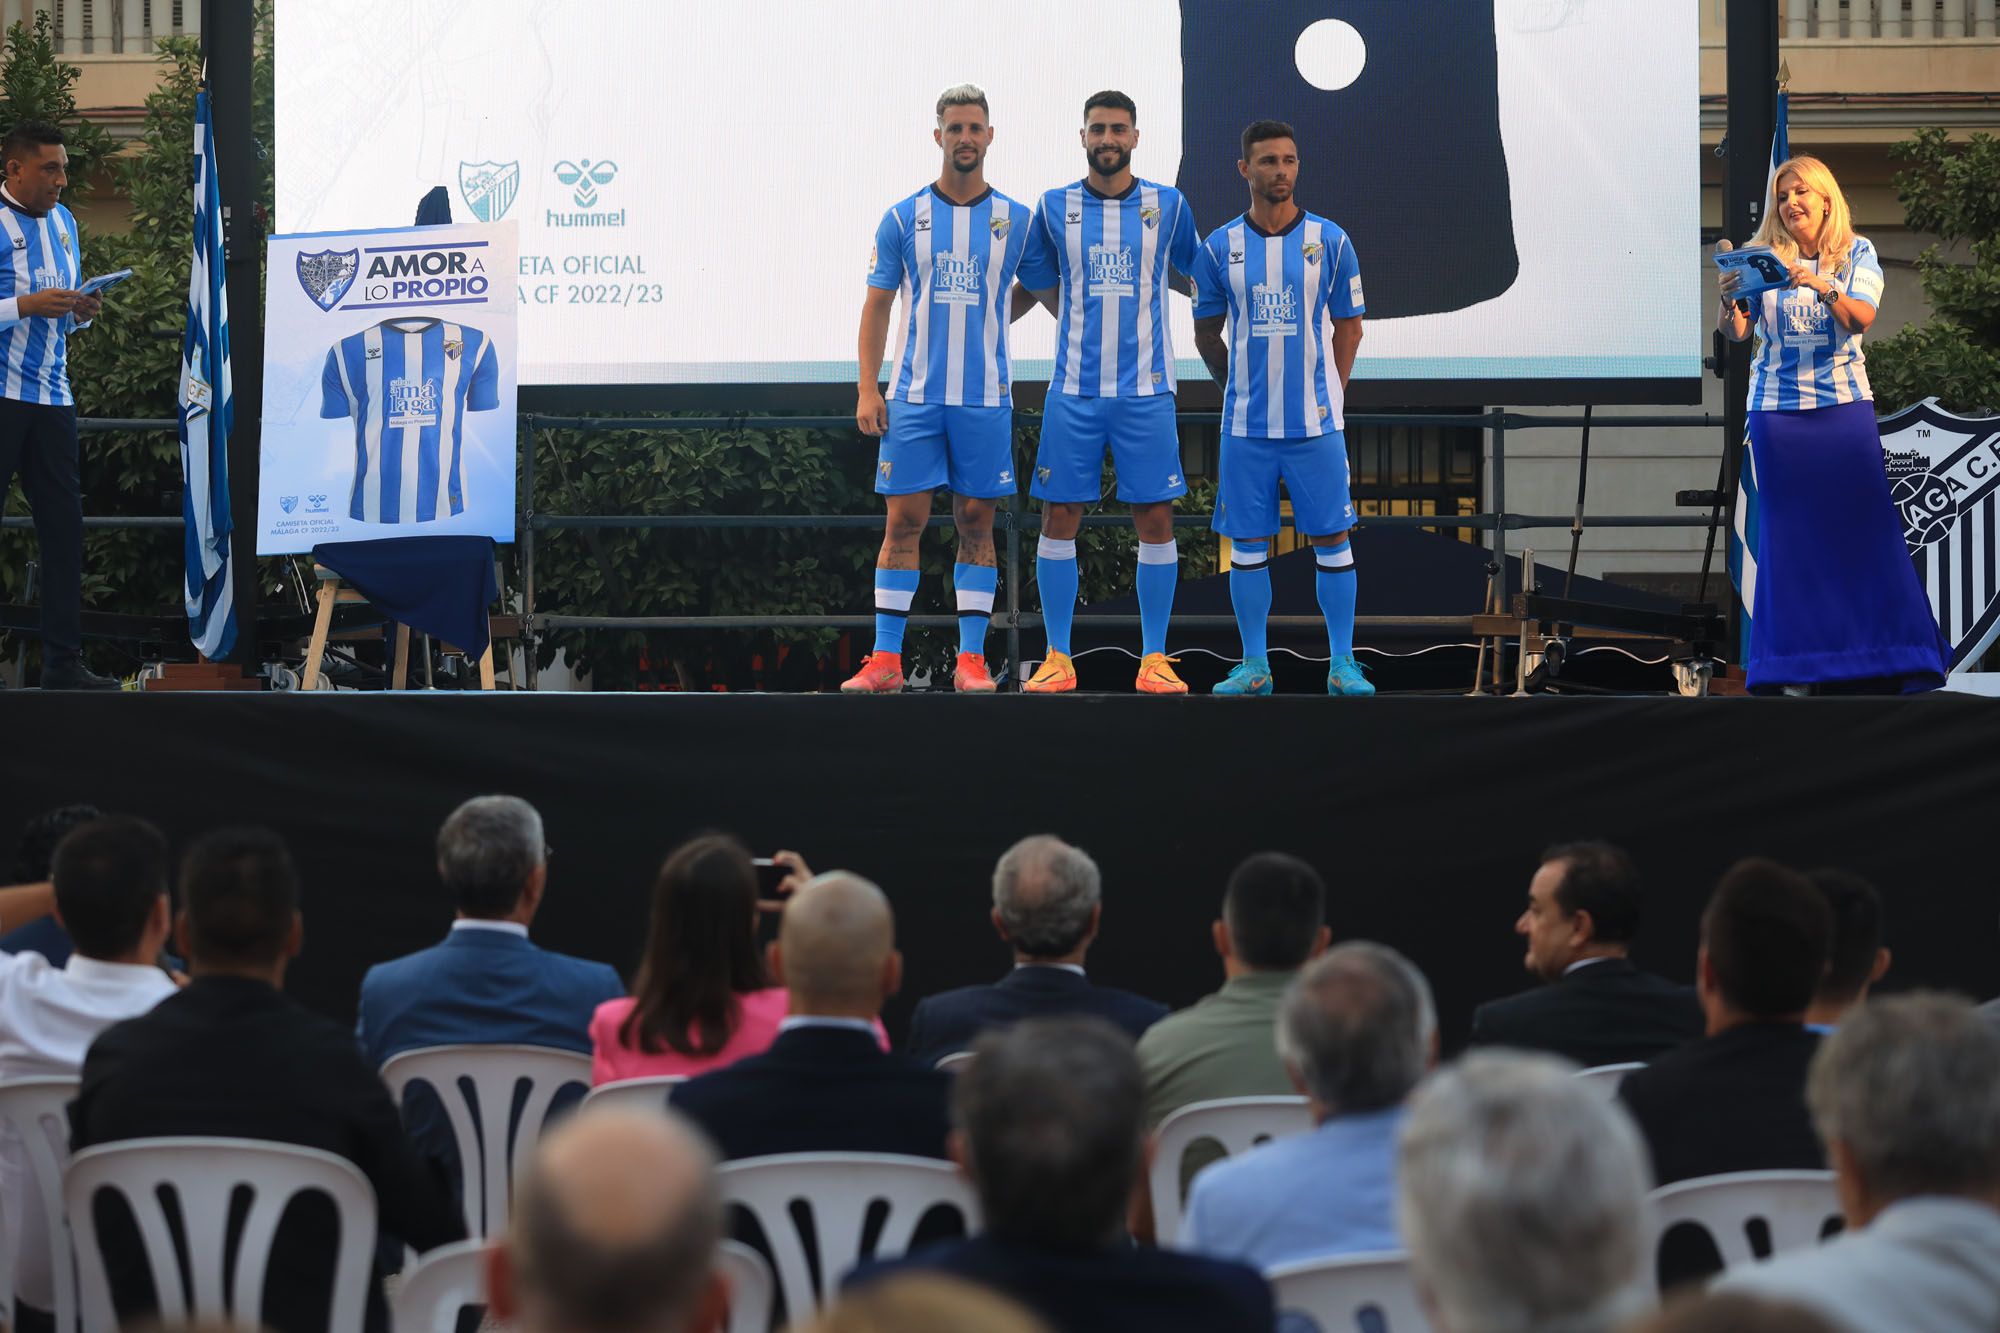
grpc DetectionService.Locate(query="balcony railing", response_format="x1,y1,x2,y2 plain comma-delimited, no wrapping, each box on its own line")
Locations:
1,0,198,56
1787,0,1999,37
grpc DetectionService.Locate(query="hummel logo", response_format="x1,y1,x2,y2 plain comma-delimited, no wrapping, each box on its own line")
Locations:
1167,474,1181,486
916,217,930,231
998,470,1013,484
1067,211,1082,223
1229,251,1244,264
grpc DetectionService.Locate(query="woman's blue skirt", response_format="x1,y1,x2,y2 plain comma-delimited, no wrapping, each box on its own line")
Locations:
1746,399,1947,693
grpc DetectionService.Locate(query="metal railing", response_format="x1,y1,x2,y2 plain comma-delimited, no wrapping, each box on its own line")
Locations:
1786,0,1998,38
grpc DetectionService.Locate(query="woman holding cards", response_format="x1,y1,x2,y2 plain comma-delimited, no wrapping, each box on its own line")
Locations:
1718,154,1946,694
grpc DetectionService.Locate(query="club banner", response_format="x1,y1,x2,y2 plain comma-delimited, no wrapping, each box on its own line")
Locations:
259,219,518,554
1881,397,2000,671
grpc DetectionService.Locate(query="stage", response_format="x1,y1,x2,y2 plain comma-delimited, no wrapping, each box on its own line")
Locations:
4,692,1997,1050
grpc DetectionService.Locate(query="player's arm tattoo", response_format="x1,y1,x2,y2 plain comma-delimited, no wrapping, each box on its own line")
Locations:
1194,315,1229,388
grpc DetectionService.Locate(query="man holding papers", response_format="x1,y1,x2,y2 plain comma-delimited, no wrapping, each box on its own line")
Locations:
0,121,118,688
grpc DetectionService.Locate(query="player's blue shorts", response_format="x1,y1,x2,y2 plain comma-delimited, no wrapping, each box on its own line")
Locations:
1214,431,1357,538
1031,392,1189,504
876,401,1016,498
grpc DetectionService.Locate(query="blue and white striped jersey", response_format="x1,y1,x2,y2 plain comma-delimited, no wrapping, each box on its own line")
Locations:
0,192,85,406
1749,235,1885,412
1016,178,1200,398
1191,210,1364,438
868,185,1045,407
320,318,500,525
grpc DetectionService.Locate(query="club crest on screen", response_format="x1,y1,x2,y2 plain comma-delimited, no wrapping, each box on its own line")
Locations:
1879,397,2000,670
296,248,360,312
458,160,520,223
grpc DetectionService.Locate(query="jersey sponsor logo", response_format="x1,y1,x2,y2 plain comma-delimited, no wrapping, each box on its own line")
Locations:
1251,280,1299,337
31,265,61,289
387,374,441,428
1302,241,1324,265
458,160,520,222
296,247,361,312
1087,243,1135,297
1349,275,1364,306
1782,293,1829,344
931,253,984,306
1140,204,1161,230
989,215,1011,238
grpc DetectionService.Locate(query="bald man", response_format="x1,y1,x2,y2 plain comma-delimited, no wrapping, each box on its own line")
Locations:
489,1107,727,1333
670,872,954,1160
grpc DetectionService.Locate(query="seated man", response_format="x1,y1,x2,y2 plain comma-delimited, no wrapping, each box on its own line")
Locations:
70,827,464,1333
1803,868,1889,1032
1719,993,2000,1333
906,836,1165,1065
1137,851,1330,1129
851,1016,1274,1333
1469,841,1703,1067
1181,942,1433,1268
0,816,178,1327
1618,858,1832,1187
1399,1051,1654,1333
671,872,951,1160
0,802,101,964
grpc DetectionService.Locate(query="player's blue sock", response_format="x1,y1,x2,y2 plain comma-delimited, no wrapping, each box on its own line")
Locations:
873,567,921,654
1036,536,1078,656
1229,540,1272,660
1137,539,1179,657
954,562,998,656
1316,541,1356,656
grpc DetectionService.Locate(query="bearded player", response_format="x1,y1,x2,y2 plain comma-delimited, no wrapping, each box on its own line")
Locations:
1189,120,1370,696
845,85,1049,694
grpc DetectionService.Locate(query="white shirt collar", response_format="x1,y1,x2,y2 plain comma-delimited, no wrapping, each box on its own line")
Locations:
778,1015,877,1035
64,955,172,983
1564,955,1617,977
1012,962,1086,976
451,919,528,938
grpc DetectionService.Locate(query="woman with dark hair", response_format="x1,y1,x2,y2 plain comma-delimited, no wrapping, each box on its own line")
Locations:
590,835,884,1082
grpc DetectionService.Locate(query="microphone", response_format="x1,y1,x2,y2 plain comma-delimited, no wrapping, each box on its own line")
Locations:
1716,239,1752,315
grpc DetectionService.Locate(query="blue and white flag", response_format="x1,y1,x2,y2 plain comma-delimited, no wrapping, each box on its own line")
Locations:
179,88,235,659
1728,87,1788,639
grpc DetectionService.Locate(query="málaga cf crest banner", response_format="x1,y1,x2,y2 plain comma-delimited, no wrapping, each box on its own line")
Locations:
1881,397,2000,672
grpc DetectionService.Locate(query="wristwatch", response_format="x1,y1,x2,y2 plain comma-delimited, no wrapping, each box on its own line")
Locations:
1819,285,1841,307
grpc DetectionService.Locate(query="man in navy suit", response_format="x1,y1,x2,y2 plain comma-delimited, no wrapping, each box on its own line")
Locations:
356,795,623,1167
672,871,952,1161
850,1016,1274,1333
905,836,1166,1066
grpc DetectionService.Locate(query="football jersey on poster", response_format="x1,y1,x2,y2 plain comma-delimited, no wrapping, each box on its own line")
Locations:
1177,0,1516,318
320,318,499,524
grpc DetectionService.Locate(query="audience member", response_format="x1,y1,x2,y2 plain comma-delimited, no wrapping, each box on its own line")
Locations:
1803,869,1889,1032
671,872,951,1160
592,836,879,1083
1632,1292,1843,1333
1181,942,1433,1269
795,1275,1051,1333
1717,993,2000,1333
1399,1051,1653,1333
0,802,102,964
1618,858,1832,1186
487,1106,727,1333
1136,852,1330,1128
851,1017,1274,1333
70,827,464,1333
1468,841,1704,1067
0,816,177,1326
904,836,1166,1066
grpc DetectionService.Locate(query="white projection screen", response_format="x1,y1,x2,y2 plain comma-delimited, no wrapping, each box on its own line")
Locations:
275,1,1700,404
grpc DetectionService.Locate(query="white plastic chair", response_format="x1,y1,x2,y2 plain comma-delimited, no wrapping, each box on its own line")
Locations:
1267,1250,1431,1333
65,1136,377,1333
716,1152,980,1320
933,1051,976,1072
718,1238,774,1333
1572,1062,1646,1100
580,1075,686,1115
1150,1095,1313,1246
379,1043,593,1237
0,1076,81,1333
391,1238,488,1333
1648,1170,1842,1274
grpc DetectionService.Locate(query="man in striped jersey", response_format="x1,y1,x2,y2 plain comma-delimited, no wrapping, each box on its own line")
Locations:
0,122,116,689
1013,91,1200,694
1190,121,1370,696
846,85,1049,695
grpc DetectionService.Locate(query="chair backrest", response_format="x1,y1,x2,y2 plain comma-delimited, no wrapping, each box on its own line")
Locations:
391,1239,488,1333
1648,1170,1842,1273
933,1051,976,1071
1267,1250,1432,1333
579,1076,686,1116
379,1043,593,1237
718,1238,775,1333
1572,1062,1646,1100
1150,1095,1313,1246
0,1076,82,1333
716,1152,980,1321
65,1136,378,1333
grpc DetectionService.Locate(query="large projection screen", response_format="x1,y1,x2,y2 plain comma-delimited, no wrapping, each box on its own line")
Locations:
275,1,1701,405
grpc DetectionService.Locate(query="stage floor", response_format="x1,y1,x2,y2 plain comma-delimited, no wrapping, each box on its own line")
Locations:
5,692,1997,1049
